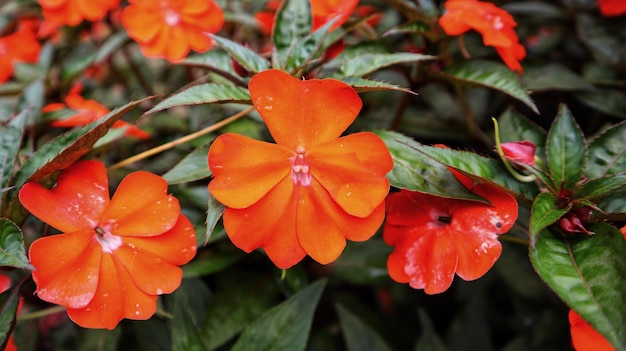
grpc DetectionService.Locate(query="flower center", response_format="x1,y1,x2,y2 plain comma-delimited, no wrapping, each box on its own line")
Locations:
95,225,123,253
426,209,451,229
492,15,504,30
164,8,180,26
291,152,312,186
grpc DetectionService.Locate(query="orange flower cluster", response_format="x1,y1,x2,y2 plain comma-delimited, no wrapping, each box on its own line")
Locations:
121,0,225,62
208,69,392,268
384,173,518,294
38,0,120,26
19,161,197,329
43,83,149,139
438,0,526,73
0,20,41,83
598,0,626,17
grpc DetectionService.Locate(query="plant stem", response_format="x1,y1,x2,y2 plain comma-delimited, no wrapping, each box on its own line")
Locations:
108,106,255,171
17,305,66,322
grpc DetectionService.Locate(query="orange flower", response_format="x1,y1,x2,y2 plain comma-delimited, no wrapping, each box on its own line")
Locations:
438,0,526,73
598,0,626,17
38,0,120,26
121,0,225,62
208,69,392,268
569,310,616,351
384,177,518,294
43,83,149,139
0,20,41,83
19,160,197,329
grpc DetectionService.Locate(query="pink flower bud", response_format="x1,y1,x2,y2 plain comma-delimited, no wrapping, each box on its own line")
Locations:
558,213,594,235
501,141,536,166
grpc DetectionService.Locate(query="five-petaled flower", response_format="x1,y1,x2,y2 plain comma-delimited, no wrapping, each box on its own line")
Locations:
569,310,616,351
121,0,225,62
43,83,149,139
383,173,518,294
208,69,393,269
38,0,120,26
19,160,197,329
438,0,526,73
598,0,626,17
0,19,41,84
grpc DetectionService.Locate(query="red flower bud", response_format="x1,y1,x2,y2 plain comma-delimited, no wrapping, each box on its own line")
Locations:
558,213,594,235
501,141,536,166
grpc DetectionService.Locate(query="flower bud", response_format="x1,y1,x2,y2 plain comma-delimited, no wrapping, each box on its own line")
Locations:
501,141,536,166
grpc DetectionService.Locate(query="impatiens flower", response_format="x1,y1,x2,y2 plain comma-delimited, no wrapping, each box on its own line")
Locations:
208,69,392,269
19,160,197,329
43,83,149,139
569,310,616,351
0,20,41,83
38,0,120,26
598,0,626,17
121,0,225,62
384,177,518,294
500,140,536,166
438,0,526,73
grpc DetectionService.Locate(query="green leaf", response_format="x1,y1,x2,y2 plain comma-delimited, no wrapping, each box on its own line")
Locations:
284,19,336,72
0,283,19,351
575,174,626,200
497,107,547,168
522,64,594,92
204,191,225,247
586,121,626,178
340,53,436,78
341,77,414,94
209,35,270,74
336,304,393,351
529,192,570,245
272,0,312,70
182,49,239,76
546,105,587,190
530,224,626,350
231,279,327,351
414,309,448,351
597,191,626,214
376,130,484,202
443,60,539,114
182,251,245,278
0,124,22,190
333,238,392,284
147,84,250,115
77,328,121,351
163,142,213,184
0,219,33,269
170,278,212,351
574,89,626,119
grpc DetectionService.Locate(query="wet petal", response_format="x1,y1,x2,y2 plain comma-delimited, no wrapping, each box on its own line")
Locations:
249,69,362,150
420,229,458,294
19,160,109,232
30,230,101,309
103,171,180,237
451,218,502,281
308,132,392,217
208,133,293,209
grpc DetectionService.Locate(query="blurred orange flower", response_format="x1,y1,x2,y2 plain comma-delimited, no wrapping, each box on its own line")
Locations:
384,176,518,294
569,310,616,351
121,0,224,62
38,0,120,26
19,161,197,329
438,0,526,73
43,83,149,139
0,20,41,83
598,0,626,17
208,69,392,268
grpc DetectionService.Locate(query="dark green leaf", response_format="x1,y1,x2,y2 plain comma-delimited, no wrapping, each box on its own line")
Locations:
147,84,250,115
0,124,22,190
284,19,335,72
523,64,594,92
576,174,626,200
0,219,33,269
576,13,622,65
170,278,212,351
597,191,626,214
182,251,245,278
586,121,626,178
502,1,564,17
376,130,484,201
443,60,539,114
14,79,44,125
0,283,19,351
163,141,213,184
340,53,436,78
530,224,626,350
414,309,448,351
546,105,587,189
341,77,414,94
209,35,270,74
529,192,570,244
336,304,393,351
182,49,239,77
272,0,312,70
231,279,327,351
497,108,547,162
77,328,121,351
334,238,392,284
204,191,225,247
574,89,626,119
382,21,433,37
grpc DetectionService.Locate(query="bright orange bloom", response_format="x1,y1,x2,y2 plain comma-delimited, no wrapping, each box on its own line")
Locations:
0,20,41,83
384,176,518,294
38,0,120,26
208,69,392,268
19,161,197,329
438,0,526,73
569,310,616,351
121,0,225,62
43,83,149,139
598,0,626,17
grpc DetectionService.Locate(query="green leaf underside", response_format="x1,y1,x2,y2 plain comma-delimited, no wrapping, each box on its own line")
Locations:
529,192,570,242
0,219,31,269
209,35,270,73
163,142,213,184
586,121,626,178
0,124,22,190
546,105,587,190
340,53,437,77
284,19,335,72
231,279,327,351
147,84,250,115
272,0,312,70
204,191,225,246
0,284,20,351
341,77,415,94
336,304,393,351
530,224,626,350
444,60,539,114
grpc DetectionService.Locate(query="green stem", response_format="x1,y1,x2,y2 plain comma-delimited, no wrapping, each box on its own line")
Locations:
17,305,66,322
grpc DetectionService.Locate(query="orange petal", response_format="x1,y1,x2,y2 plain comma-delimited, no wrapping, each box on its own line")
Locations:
451,222,502,281
102,171,180,237
19,160,109,233
30,231,101,309
121,7,161,42
248,69,362,150
208,133,293,209
308,132,391,217
421,229,458,294
569,310,616,351
383,190,434,246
